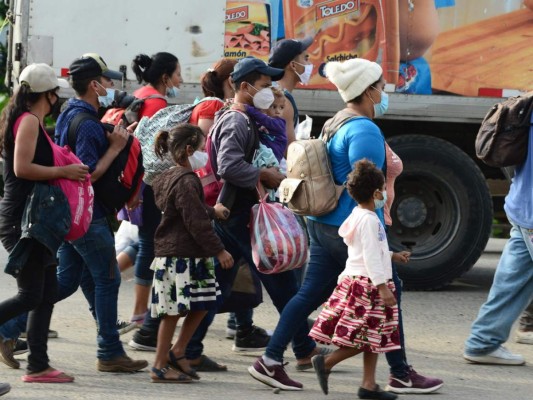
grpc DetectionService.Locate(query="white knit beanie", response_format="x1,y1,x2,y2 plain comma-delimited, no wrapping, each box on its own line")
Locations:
325,58,382,102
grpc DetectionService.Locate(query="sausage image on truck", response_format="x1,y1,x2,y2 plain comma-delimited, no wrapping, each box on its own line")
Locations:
5,0,532,289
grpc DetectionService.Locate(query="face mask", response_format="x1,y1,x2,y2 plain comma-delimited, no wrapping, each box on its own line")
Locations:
369,87,389,118
46,93,60,117
374,190,388,210
95,82,116,108
188,150,208,171
248,84,275,109
166,84,180,98
294,62,313,85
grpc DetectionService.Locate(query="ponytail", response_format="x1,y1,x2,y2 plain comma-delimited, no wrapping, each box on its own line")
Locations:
154,130,170,159
132,52,178,86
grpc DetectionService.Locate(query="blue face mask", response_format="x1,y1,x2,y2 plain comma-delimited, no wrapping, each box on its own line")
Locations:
166,85,180,98
370,87,389,118
96,82,116,108
374,190,388,210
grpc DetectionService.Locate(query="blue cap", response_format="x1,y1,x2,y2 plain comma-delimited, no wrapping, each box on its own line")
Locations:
231,57,284,82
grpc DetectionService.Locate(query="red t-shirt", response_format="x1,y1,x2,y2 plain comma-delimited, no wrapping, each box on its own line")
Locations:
133,86,167,118
189,98,224,125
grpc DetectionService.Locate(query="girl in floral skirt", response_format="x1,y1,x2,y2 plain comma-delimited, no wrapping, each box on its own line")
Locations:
149,123,233,383
309,159,410,400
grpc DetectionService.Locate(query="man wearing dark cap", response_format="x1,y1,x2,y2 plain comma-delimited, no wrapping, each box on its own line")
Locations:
184,57,311,378
53,53,148,372
269,37,314,145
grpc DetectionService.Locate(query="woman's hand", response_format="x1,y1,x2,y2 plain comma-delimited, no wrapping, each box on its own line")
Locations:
392,251,410,264
214,203,230,220
378,284,397,307
61,164,89,181
216,250,234,270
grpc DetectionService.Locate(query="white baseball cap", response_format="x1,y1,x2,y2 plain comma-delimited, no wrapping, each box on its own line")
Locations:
19,63,69,93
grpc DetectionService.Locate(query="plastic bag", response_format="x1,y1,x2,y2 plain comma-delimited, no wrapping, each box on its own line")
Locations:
295,115,313,140
250,195,308,274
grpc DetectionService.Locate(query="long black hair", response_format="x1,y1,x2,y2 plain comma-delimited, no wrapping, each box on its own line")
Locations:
0,84,44,154
131,52,179,85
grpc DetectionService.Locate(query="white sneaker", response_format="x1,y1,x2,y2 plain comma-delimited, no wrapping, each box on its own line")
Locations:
463,345,525,365
516,330,533,345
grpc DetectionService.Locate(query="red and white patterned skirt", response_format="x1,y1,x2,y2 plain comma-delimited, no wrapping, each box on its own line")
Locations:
309,275,401,353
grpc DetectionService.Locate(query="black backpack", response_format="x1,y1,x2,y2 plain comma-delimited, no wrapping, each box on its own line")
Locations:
475,92,533,167
67,113,144,213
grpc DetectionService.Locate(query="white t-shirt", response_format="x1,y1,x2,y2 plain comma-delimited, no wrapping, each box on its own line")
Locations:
338,207,392,285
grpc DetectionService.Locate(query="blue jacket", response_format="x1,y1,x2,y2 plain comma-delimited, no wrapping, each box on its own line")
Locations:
5,184,70,277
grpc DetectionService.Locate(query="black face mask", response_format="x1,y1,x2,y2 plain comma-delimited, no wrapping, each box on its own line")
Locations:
46,93,61,119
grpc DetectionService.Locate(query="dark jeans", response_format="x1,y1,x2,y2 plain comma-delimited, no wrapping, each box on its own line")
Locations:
0,239,56,373
186,211,314,360
265,219,410,377
56,218,124,360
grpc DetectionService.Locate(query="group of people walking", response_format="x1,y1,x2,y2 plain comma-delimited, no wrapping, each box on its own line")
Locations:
0,34,530,399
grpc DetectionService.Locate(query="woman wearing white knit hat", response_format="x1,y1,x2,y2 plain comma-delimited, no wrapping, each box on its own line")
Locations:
246,58,443,398
306,59,443,397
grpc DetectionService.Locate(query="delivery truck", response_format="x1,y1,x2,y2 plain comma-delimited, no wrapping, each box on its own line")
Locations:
4,0,533,289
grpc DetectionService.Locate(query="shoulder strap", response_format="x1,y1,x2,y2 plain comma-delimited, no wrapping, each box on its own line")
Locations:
67,112,101,153
210,109,259,162
142,94,167,102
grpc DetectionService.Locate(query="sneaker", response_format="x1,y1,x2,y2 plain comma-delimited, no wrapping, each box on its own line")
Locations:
117,320,137,335
128,330,157,351
516,330,533,345
248,357,303,391
96,354,148,372
0,339,19,369
226,327,236,340
13,339,28,356
20,329,58,339
233,326,270,352
463,345,525,365
358,385,398,399
0,382,11,397
385,366,443,394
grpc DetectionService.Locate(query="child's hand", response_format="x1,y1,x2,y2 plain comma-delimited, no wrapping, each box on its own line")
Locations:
217,250,234,270
214,203,230,220
378,285,397,307
392,251,410,264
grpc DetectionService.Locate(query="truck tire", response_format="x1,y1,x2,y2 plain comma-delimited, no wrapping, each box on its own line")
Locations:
387,135,493,290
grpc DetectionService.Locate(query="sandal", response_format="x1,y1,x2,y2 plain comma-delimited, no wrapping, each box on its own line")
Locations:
311,354,331,395
168,352,200,380
22,369,74,383
189,355,227,372
150,366,192,384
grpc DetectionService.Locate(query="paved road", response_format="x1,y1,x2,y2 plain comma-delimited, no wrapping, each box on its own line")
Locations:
0,240,532,399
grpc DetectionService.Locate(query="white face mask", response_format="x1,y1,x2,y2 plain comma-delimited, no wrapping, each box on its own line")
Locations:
95,82,116,107
248,84,275,109
374,190,388,210
293,62,313,85
188,150,208,171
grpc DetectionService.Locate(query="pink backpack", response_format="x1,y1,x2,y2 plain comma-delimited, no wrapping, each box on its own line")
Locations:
14,113,94,241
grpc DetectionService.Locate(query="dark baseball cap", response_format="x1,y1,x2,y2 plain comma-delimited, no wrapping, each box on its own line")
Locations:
269,37,313,69
231,57,285,82
68,53,123,80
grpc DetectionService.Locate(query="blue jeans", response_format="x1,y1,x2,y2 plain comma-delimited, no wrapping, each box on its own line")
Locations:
134,185,160,286
465,221,533,356
0,313,27,341
186,210,312,360
56,217,124,360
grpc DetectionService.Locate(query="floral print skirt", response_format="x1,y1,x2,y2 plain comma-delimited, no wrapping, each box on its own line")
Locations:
309,275,401,353
150,256,222,317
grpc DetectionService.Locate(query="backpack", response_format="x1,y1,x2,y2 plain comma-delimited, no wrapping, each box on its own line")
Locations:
67,113,144,214
134,98,222,185
203,109,259,208
14,112,94,241
279,113,358,216
101,94,166,126
475,92,533,167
